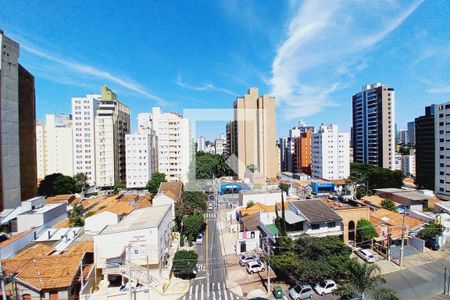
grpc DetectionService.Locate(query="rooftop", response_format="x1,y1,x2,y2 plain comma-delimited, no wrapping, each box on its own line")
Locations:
392,191,430,201
374,188,407,193
238,202,276,217
290,200,342,223
361,195,386,207
370,209,424,230
22,203,64,215
0,229,35,248
100,205,171,235
241,189,282,195
241,213,260,231
158,181,183,201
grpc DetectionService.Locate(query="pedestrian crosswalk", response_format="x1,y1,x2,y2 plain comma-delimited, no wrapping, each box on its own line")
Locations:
204,213,216,219
180,282,240,300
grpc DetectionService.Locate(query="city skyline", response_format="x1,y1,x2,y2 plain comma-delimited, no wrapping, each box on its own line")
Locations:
1,1,450,139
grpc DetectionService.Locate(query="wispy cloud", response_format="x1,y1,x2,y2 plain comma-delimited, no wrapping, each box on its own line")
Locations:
175,74,238,97
270,0,423,119
427,86,450,94
20,42,166,104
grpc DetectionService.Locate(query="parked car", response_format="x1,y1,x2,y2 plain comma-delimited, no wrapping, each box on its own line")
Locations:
246,261,265,274
356,249,375,263
239,253,258,266
209,203,213,210
289,283,313,300
196,233,203,244
425,239,440,251
314,279,337,296
339,292,363,300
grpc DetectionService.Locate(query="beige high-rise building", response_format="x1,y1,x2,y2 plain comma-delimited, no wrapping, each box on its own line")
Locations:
231,88,278,179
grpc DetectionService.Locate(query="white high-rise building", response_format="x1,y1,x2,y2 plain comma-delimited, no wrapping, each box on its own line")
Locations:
434,102,450,200
401,150,416,177
36,121,45,180
197,136,206,152
214,135,226,155
311,124,350,180
72,94,100,185
95,86,130,187
43,114,74,176
125,132,157,189
138,107,191,182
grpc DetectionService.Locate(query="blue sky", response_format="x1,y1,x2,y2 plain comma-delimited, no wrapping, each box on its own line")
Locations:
1,0,450,140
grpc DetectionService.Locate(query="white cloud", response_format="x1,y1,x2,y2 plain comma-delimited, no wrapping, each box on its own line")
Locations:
427,86,450,94
175,74,238,97
270,0,423,119
20,42,166,105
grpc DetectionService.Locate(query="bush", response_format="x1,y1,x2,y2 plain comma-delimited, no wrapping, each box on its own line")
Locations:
173,250,198,278
417,222,443,240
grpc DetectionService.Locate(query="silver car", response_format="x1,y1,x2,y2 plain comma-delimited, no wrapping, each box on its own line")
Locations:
289,283,313,300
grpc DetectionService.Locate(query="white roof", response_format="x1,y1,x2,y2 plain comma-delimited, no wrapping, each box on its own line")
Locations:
100,205,171,235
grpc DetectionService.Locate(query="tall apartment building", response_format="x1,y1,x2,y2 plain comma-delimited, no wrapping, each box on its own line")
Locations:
294,128,313,174
401,150,416,177
280,120,314,173
226,121,237,157
352,83,395,170
231,88,278,179
214,135,226,155
137,108,191,182
415,105,436,190
95,86,130,187
125,132,157,189
72,93,100,185
36,121,45,180
0,30,37,209
311,124,350,180
398,129,408,145
43,114,74,176
407,121,415,146
434,102,450,200
197,136,206,152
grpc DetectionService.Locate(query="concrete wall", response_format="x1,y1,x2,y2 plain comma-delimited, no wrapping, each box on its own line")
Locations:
85,211,119,233
0,228,36,259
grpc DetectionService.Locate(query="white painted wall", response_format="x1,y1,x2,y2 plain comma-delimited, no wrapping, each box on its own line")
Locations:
85,211,119,233
125,133,156,188
44,114,74,176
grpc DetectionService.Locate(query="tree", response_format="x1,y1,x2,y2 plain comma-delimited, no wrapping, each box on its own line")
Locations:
195,152,235,179
113,182,126,193
381,198,397,211
247,164,257,173
73,172,89,192
417,221,443,240
146,172,167,194
173,250,198,278
182,214,204,242
68,204,85,227
334,259,399,300
357,219,378,243
279,183,289,236
53,175,78,195
246,200,255,209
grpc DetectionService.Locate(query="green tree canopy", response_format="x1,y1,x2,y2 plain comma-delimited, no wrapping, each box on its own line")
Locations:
39,173,80,196
334,259,399,300
195,152,235,179
73,172,89,191
68,204,85,227
381,198,397,212
350,163,404,197
357,219,379,243
182,214,204,241
113,182,126,193
417,221,443,240
146,172,167,194
173,250,198,273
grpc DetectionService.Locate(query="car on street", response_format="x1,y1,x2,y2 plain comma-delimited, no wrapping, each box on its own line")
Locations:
209,203,213,210
289,283,313,300
356,248,375,263
239,253,258,266
314,279,337,296
196,233,203,244
425,239,440,251
339,292,363,300
246,260,265,274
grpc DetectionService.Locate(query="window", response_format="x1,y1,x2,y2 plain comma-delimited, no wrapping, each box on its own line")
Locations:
311,224,320,230
327,222,336,228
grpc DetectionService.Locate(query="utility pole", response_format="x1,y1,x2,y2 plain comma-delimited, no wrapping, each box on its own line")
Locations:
0,258,7,300
266,237,271,293
400,213,406,268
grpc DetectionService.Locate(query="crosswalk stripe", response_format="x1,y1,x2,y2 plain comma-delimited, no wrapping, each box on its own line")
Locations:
195,284,198,299
201,284,204,300
223,284,228,300
189,285,193,297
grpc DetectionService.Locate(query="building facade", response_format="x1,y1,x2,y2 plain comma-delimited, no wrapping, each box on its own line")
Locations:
35,121,45,180
434,102,450,200
43,114,74,176
401,150,416,177
352,83,395,170
72,94,100,185
0,31,37,210
294,128,313,174
197,136,206,152
95,86,130,187
407,121,415,146
231,88,278,179
125,132,157,189
311,124,350,180
415,105,436,190
137,107,191,182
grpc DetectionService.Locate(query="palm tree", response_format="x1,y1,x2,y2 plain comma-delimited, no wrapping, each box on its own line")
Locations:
335,259,399,300
279,183,289,236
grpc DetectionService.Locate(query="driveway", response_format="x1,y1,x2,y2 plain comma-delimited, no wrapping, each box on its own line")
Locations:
390,245,419,259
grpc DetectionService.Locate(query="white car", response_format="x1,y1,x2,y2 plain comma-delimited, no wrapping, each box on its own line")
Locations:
246,261,265,274
289,284,313,300
208,203,213,210
196,233,203,244
314,279,337,296
239,253,258,266
357,249,375,263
